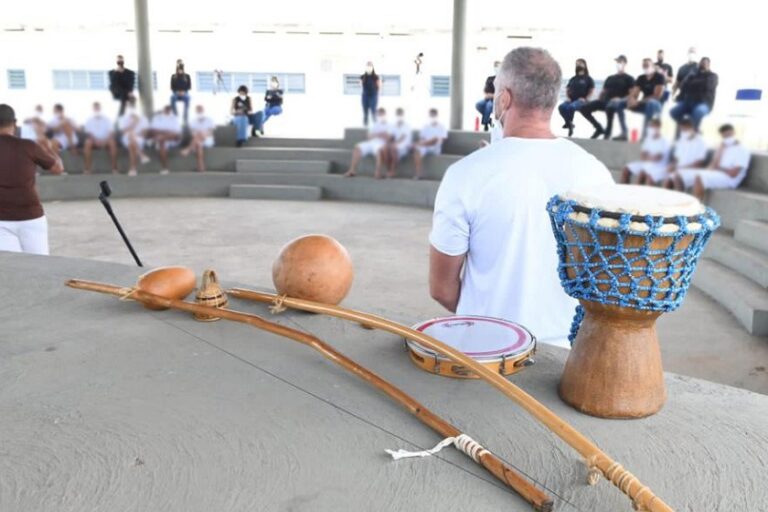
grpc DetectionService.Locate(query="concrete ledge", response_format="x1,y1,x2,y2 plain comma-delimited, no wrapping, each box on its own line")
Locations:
706,234,768,288
229,184,322,201
708,190,768,230
694,259,768,335
235,159,331,173
735,219,768,254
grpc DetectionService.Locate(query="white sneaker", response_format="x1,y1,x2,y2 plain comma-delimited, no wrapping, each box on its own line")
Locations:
140,154,150,165
128,169,138,176
159,169,170,175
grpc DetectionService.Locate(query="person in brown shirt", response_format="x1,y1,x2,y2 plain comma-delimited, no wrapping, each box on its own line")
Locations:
0,104,63,255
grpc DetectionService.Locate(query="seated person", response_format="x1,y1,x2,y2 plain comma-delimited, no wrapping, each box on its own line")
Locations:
231,85,254,147
384,108,413,179
579,55,635,140
252,76,284,137
344,107,391,178
83,102,118,174
21,105,46,142
150,105,182,175
664,118,708,182
475,61,499,131
412,108,448,180
558,58,594,137
620,119,669,185
665,124,750,200
181,105,215,173
670,57,718,131
627,58,665,138
117,98,150,176
47,104,79,153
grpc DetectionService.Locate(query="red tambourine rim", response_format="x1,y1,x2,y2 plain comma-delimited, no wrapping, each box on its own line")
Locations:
410,316,532,357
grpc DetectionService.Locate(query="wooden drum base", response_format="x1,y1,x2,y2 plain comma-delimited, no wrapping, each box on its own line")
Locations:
559,301,667,419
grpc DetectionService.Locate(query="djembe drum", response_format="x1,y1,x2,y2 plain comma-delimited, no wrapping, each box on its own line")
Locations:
547,185,720,418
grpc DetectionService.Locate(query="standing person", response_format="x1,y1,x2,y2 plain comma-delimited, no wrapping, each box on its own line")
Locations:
360,61,381,126
170,59,192,124
47,104,79,154
231,85,253,147
580,55,635,140
670,57,718,131
385,107,413,179
655,49,674,104
475,61,500,132
428,48,613,348
181,105,215,173
108,54,136,117
557,58,594,137
150,105,182,175
626,58,665,138
412,108,447,180
118,98,150,176
252,76,284,137
344,107,391,178
83,102,118,174
0,104,63,255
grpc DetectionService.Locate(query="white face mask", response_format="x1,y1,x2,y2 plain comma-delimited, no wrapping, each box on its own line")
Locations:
647,127,659,137
491,92,507,143
366,66,373,73
644,66,654,75
271,82,278,88
396,115,404,123
378,115,386,123
126,107,136,115
429,116,438,124
688,52,697,63
93,110,101,116
239,94,247,100
616,62,625,72
680,130,694,140
494,65,500,74
723,136,736,146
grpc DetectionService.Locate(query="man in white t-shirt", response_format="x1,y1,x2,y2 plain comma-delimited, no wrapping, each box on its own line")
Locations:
181,105,215,172
664,117,708,181
344,107,391,179
384,107,413,178
47,104,79,153
667,123,751,200
413,108,448,180
620,118,670,185
83,102,118,174
150,105,182,175
117,99,150,176
21,105,46,143
429,48,613,348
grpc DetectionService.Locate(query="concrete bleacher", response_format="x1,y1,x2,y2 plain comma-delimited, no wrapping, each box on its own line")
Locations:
47,127,768,335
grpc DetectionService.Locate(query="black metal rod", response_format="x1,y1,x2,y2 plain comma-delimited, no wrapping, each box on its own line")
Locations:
98,181,143,267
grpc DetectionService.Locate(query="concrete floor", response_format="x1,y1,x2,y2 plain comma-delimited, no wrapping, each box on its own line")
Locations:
45,197,768,394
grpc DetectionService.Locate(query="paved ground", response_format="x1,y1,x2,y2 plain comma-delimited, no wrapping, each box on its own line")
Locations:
45,197,768,394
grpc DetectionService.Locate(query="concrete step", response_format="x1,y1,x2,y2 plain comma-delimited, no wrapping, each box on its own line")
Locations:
244,137,351,149
743,152,768,194
735,219,768,255
693,259,768,336
229,184,322,201
235,159,331,173
706,233,768,288
707,189,768,230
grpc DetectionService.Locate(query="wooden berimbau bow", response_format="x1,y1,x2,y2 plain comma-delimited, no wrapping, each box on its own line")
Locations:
227,288,675,512
65,279,553,511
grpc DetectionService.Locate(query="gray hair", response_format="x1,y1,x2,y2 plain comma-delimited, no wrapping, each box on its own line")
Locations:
496,47,562,112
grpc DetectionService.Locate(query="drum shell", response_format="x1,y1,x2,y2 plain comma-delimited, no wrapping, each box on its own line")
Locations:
406,345,534,379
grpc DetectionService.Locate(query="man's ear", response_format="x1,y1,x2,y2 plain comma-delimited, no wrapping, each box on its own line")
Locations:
499,88,511,112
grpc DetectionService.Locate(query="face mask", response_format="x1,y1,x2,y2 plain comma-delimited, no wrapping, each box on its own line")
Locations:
680,130,693,139
396,115,404,123
378,116,386,123
648,127,659,137
366,66,373,73
126,107,136,115
723,136,736,146
429,116,438,124
271,82,278,88
688,53,697,63
644,66,654,75
239,94,247,100
494,65,500,74
616,63,625,72
93,110,101,116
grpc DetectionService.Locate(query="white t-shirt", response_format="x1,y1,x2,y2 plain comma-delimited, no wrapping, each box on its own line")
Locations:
719,143,751,182
189,115,215,145
430,137,613,344
420,122,448,150
151,113,181,134
391,122,412,146
118,113,149,135
641,135,670,163
673,134,708,168
47,115,75,131
368,120,391,139
84,114,113,141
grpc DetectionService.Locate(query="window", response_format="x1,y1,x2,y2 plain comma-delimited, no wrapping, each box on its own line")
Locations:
52,70,156,91
7,69,26,89
344,73,400,96
430,75,450,97
196,72,306,94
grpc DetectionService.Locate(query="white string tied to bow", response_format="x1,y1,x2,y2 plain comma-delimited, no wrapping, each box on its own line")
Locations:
386,434,488,463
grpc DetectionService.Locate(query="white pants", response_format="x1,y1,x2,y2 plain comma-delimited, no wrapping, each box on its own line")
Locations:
626,161,669,183
357,139,386,157
417,145,442,157
0,216,49,255
676,168,743,189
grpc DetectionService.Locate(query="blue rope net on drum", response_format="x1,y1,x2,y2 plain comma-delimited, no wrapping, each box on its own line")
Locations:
546,195,720,345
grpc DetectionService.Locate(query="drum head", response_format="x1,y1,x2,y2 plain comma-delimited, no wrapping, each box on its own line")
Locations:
408,316,534,363
563,184,704,218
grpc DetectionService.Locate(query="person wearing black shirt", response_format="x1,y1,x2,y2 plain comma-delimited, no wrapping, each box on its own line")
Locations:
655,49,674,104
170,59,192,124
579,55,635,139
360,62,381,125
108,54,136,117
231,85,254,147
558,58,594,137
475,61,500,131
670,57,718,131
252,76,284,137
627,58,665,138
672,47,699,102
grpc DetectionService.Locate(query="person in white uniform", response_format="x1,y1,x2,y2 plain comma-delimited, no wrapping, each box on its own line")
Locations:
384,108,413,178
344,107,391,179
620,118,670,185
150,105,182,175
412,108,447,180
181,105,215,172
83,102,118,174
118,99,150,176
429,47,613,348
21,105,46,142
667,123,751,200
47,104,79,153
664,117,708,183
